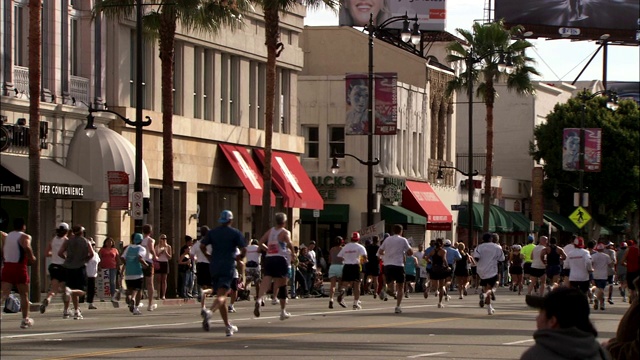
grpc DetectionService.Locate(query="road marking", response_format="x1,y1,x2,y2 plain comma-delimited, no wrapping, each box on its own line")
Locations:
502,339,534,345
407,352,449,358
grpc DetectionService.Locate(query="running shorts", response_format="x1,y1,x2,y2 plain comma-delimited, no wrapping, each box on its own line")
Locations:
125,278,143,290
480,275,498,288
470,267,477,276
142,262,154,277
546,265,562,278
523,262,532,275
627,272,639,290
196,262,212,287
384,265,406,284
264,256,288,278
571,280,591,294
509,266,524,275
1,262,29,285
65,267,87,291
342,264,361,282
530,267,546,278
328,264,344,279
594,279,607,289
48,263,66,282
405,274,416,282
211,274,233,292
561,268,570,277
245,266,261,285
606,275,614,285
230,277,238,292
365,262,380,277
617,273,626,282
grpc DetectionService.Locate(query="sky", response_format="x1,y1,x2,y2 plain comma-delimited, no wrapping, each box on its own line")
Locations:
304,0,640,84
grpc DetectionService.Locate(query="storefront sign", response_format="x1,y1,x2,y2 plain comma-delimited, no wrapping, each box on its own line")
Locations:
311,176,355,188
40,183,84,199
108,171,130,210
359,220,386,242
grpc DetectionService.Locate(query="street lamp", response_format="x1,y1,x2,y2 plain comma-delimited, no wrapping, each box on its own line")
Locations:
357,12,419,228
435,165,478,185
85,106,152,233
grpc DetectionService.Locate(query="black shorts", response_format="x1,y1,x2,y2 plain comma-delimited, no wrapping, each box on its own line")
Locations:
627,272,639,291
156,261,169,274
125,278,143,290
342,264,361,282
530,267,546,278
365,262,380,276
230,278,238,292
509,266,524,275
571,280,591,294
211,274,233,292
546,265,561,277
405,274,416,282
142,262,154,277
65,267,87,291
523,262,532,275
48,263,66,282
384,265,406,284
607,275,614,285
470,267,477,276
480,275,498,288
454,267,470,277
561,268,570,277
196,262,212,287
264,256,288,278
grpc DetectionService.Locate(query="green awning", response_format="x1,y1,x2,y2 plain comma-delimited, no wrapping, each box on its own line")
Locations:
490,205,513,233
301,204,350,223
457,202,495,232
543,210,579,234
507,211,540,233
599,226,612,236
381,205,427,225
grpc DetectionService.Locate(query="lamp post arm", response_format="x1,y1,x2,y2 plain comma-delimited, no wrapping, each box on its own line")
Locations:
335,153,380,166
88,107,152,127
375,14,418,32
439,165,478,177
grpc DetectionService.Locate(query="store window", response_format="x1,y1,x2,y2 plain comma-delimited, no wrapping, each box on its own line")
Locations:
304,126,319,158
329,126,345,158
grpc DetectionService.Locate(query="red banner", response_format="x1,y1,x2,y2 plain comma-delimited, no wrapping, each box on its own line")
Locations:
374,73,397,135
108,171,129,210
562,128,601,172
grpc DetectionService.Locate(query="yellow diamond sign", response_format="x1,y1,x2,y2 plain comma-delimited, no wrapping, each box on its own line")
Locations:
569,206,591,229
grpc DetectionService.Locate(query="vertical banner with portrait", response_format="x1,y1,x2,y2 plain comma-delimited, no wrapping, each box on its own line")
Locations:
374,73,397,135
562,128,580,171
583,128,602,172
108,171,130,210
345,74,369,135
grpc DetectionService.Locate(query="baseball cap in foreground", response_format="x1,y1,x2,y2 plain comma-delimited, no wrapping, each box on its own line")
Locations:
132,233,143,244
351,231,360,241
444,239,452,246
525,287,597,336
218,210,233,223
57,222,70,231
574,236,585,248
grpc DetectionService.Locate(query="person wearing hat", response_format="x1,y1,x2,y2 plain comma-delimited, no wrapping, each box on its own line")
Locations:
336,232,367,310
473,233,505,315
591,243,613,310
522,287,610,360
377,224,413,314
121,233,148,315
58,225,93,320
201,210,247,336
616,242,629,303
40,222,71,315
564,236,593,295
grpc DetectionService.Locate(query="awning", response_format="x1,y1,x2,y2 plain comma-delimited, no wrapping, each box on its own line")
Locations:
490,205,513,233
254,149,324,210
543,210,579,234
219,144,275,206
599,226,612,236
67,125,150,201
457,201,495,232
1,155,90,199
402,180,452,230
301,204,350,223
508,211,532,233
381,205,427,225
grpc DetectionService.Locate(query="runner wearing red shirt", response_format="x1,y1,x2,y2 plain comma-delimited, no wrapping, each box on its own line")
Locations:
621,240,639,304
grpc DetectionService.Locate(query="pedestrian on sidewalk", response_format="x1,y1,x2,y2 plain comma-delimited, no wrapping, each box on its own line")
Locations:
154,234,172,300
98,237,120,301
0,218,36,328
59,225,93,320
40,223,70,315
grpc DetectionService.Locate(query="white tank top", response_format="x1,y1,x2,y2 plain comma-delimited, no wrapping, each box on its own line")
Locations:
3,231,26,263
266,227,288,258
141,236,154,261
50,236,66,265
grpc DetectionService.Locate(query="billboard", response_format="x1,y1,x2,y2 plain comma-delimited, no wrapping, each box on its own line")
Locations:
338,0,445,31
495,0,639,43
562,128,602,172
345,73,397,135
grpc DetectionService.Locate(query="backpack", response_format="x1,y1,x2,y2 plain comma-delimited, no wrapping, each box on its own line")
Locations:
3,293,21,313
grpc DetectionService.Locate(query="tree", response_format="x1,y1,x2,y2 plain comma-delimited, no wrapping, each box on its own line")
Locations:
28,0,42,302
531,95,640,238
258,0,338,233
446,21,539,232
96,0,251,296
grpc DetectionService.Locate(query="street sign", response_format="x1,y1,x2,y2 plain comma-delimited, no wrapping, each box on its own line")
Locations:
313,209,320,218
451,204,467,211
569,206,591,229
132,191,144,220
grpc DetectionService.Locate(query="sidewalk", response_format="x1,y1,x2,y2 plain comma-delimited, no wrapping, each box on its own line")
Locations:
29,292,198,313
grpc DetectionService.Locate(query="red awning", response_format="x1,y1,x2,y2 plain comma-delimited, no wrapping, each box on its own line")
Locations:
255,149,324,210
402,180,452,230
219,144,275,206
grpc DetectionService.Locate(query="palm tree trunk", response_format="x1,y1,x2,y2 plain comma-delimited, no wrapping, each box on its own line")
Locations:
158,10,177,297
482,80,495,232
260,4,279,233
28,0,42,302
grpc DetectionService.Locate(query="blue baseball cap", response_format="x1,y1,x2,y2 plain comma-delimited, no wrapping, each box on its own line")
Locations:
218,210,233,224
132,233,143,244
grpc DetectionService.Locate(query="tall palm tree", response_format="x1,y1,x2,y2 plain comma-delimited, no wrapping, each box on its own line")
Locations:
258,0,337,233
96,0,251,296
28,0,42,302
446,21,539,232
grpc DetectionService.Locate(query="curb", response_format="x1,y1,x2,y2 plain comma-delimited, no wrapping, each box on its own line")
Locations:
29,298,198,313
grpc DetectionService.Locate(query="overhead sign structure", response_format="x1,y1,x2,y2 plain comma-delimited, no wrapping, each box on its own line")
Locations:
569,206,591,229
338,0,446,31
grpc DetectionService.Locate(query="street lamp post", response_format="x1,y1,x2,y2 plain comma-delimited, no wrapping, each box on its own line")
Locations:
331,154,380,227
436,165,478,243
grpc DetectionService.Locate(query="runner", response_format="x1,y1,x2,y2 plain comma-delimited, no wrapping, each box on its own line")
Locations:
121,233,147,315
522,235,536,286
59,225,93,320
509,245,525,295
527,236,548,296
192,226,212,313
404,250,418,298
443,239,461,296
364,236,379,299
616,242,628,303
336,232,367,309
423,240,436,295
620,239,639,304
254,212,294,321
227,248,244,313
327,236,344,308
454,242,474,299
414,244,427,293
564,237,592,296
0,218,36,328
474,233,505,315
40,222,70,314
561,236,578,287
376,224,412,314
541,237,566,292
591,243,612,310
201,210,247,336
603,241,617,305
141,224,158,311
425,238,449,308
245,238,262,303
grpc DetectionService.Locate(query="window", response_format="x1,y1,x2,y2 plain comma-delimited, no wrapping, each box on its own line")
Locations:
279,69,290,134
257,63,266,129
304,126,319,158
129,31,153,109
249,61,257,128
220,54,229,123
173,42,183,115
230,56,240,125
13,5,27,66
329,127,345,158
193,47,203,119
70,18,79,76
203,49,214,120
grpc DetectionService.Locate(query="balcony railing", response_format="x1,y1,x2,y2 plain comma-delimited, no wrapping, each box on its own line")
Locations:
14,66,30,96
69,75,90,105
456,153,487,175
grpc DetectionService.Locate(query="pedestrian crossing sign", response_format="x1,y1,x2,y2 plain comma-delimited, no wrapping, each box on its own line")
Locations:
569,206,591,229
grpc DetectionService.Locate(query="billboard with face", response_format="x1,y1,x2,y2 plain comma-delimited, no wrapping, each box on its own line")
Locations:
339,0,446,31
495,0,639,43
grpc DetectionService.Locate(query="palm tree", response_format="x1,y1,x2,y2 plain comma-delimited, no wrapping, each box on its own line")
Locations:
28,0,42,302
96,0,251,296
258,0,338,233
446,21,539,232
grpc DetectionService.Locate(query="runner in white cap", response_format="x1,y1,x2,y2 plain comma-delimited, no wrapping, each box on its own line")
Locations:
336,232,367,310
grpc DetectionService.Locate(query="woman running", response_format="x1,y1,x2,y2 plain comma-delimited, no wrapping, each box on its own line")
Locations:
455,243,474,299
425,238,449,308
509,245,525,295
327,236,344,308
404,252,418,297
40,223,70,313
542,237,566,291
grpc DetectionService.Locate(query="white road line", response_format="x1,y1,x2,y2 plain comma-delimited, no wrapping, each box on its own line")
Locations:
502,339,534,345
407,352,449,358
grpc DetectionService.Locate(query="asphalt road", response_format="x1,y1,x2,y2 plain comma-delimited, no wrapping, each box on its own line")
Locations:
1,287,626,360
